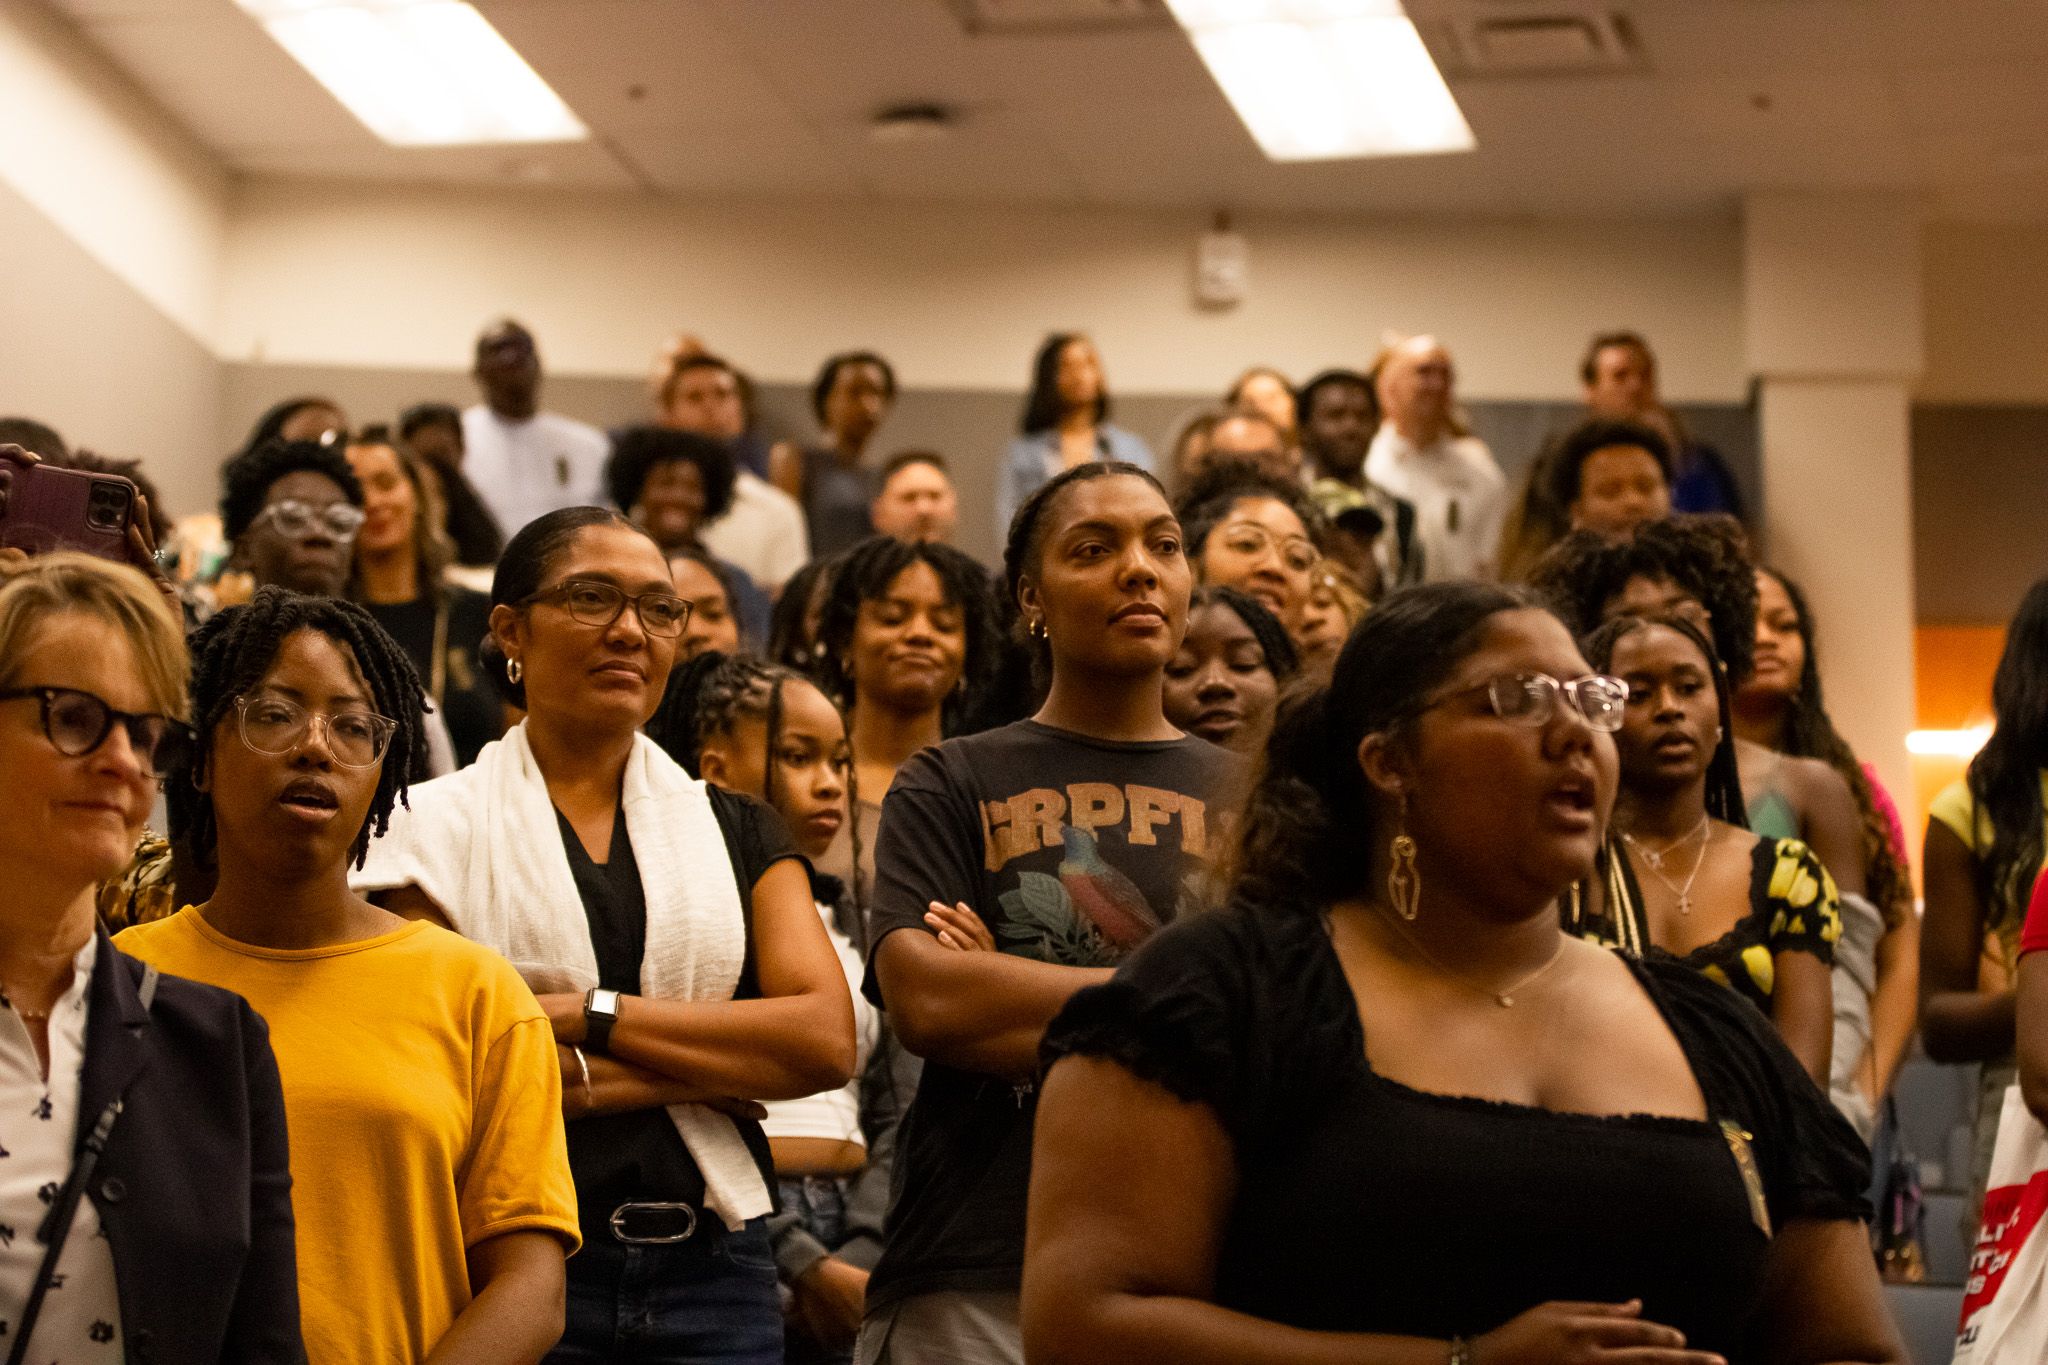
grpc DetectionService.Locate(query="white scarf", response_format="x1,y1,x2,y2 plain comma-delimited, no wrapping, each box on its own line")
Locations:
352,723,771,1228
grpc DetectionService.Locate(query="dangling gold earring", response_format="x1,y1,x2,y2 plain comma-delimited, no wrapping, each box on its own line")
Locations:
1388,800,1420,921
507,657,523,685
1028,617,1047,641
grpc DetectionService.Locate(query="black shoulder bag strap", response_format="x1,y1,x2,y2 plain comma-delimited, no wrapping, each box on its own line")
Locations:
7,964,157,1365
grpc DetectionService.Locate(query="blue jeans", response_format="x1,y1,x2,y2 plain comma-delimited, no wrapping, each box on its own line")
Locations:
780,1178,855,1365
547,1216,783,1364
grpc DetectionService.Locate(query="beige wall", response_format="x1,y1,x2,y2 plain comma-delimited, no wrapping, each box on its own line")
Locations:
0,0,227,342
0,177,222,515
218,179,1748,403
1922,221,2048,404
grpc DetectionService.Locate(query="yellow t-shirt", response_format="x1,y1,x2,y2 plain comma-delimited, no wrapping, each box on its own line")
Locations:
1928,772,2048,948
117,910,579,1365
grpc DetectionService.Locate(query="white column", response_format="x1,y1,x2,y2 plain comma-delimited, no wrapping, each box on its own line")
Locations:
1743,193,1924,806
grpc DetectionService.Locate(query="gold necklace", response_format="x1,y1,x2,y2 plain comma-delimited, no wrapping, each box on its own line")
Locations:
1371,905,1569,1008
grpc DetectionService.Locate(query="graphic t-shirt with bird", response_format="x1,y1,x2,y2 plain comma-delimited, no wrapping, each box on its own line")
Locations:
861,718,1238,1310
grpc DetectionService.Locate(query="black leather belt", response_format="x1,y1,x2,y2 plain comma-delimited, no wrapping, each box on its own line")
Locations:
608,1201,699,1244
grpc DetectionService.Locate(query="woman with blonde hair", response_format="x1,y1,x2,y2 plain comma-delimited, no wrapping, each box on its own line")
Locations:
0,553,301,1361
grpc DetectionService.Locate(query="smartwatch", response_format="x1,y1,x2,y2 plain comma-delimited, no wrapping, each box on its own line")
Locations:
583,988,622,1054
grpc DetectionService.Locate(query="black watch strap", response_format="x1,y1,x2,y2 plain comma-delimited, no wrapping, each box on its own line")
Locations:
583,987,620,1054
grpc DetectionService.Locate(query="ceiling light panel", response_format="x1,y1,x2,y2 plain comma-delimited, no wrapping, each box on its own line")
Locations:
234,0,587,146
1164,0,1474,161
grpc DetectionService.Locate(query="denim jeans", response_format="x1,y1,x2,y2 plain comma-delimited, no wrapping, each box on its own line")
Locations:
547,1215,783,1364
781,1178,854,1365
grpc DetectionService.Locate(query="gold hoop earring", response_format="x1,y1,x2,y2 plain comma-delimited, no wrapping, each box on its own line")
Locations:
507,657,523,685
1028,617,1047,641
1388,813,1420,922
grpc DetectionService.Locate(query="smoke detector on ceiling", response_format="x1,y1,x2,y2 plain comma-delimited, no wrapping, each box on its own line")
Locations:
1432,9,1644,77
870,103,961,143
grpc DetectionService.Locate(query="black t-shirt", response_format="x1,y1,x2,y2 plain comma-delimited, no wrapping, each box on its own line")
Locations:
362,586,497,767
861,719,1239,1308
558,785,802,1225
1043,907,1871,1350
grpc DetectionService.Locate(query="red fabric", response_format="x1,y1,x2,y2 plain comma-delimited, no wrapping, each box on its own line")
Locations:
2021,868,2048,957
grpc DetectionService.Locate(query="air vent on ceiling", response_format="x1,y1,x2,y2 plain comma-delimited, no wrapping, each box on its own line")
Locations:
1434,10,1645,77
945,0,1171,36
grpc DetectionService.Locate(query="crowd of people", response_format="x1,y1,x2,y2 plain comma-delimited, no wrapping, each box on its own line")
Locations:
0,311,2026,1364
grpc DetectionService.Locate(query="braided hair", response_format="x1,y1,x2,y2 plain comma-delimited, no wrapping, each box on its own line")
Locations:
168,587,427,871
1757,566,1912,927
1528,514,1757,682
769,555,840,672
814,535,1000,735
648,651,864,932
1581,611,1749,828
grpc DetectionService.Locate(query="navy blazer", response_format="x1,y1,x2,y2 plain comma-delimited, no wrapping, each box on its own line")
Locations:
74,933,303,1362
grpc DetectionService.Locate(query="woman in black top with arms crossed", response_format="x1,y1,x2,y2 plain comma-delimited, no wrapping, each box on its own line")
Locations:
1027,582,1901,1365
858,462,1236,1365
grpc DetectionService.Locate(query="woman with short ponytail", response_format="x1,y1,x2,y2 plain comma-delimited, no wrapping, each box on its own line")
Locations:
1024,582,1902,1365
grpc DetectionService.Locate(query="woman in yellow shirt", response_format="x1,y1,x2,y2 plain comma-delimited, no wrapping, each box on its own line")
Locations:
120,588,579,1364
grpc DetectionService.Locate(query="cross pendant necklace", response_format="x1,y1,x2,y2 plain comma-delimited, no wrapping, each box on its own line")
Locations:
1622,818,1715,915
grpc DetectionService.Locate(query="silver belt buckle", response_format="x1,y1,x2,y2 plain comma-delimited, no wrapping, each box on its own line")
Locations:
609,1201,698,1244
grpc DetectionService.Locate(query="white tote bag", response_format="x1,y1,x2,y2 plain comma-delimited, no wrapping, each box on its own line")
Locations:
1957,1084,2048,1361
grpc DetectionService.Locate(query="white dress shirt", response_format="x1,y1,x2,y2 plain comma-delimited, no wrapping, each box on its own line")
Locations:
1363,424,1507,582
0,935,121,1362
700,471,811,595
459,406,610,539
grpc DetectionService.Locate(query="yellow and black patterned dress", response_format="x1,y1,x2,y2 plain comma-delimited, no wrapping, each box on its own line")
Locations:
1563,835,1842,1013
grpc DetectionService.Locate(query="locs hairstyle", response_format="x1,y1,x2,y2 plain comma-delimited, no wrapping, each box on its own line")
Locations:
812,534,1000,735
168,588,427,870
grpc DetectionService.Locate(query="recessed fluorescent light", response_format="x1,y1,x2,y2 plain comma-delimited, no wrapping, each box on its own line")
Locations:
1164,0,1474,161
1906,726,1993,758
235,0,586,146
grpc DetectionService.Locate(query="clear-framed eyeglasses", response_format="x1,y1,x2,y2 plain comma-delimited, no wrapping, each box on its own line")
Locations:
1217,521,1320,574
234,694,396,769
257,499,366,541
1421,672,1630,732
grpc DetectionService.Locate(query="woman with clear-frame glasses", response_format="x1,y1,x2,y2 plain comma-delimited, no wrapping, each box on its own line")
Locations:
124,586,582,1364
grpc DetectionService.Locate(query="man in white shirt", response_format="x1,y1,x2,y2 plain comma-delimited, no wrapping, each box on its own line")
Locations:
459,320,609,538
661,353,810,594
1364,335,1506,582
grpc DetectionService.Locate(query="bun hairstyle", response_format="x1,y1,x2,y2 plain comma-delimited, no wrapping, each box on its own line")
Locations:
1580,611,1748,827
480,505,639,709
1224,581,1528,918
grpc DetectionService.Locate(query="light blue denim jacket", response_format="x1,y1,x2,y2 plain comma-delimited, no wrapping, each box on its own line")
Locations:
996,423,1156,542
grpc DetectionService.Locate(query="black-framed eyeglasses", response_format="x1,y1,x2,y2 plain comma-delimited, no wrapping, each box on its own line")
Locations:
1418,672,1630,733
234,695,396,769
0,686,194,775
519,580,694,638
257,499,366,540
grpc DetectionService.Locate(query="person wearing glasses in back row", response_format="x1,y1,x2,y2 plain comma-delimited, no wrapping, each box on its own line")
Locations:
0,553,303,1362
1174,462,1329,661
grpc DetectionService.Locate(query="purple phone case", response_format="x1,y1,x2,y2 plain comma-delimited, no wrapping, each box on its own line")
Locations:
0,460,134,561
